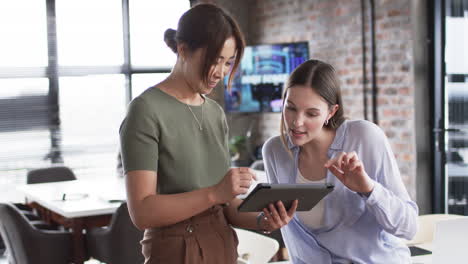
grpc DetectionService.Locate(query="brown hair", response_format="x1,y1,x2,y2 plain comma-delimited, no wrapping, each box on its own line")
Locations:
280,59,346,148
164,4,245,90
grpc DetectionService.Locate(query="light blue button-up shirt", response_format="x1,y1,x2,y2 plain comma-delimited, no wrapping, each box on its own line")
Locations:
262,120,418,264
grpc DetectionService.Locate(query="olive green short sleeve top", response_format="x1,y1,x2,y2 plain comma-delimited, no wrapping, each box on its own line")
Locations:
119,88,230,194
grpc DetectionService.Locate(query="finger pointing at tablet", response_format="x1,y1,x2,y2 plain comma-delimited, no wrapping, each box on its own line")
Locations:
211,167,257,204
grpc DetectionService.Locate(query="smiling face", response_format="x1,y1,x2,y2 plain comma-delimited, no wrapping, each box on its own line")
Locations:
181,36,236,95
283,85,338,146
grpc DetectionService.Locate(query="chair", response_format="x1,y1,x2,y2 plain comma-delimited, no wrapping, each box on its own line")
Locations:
0,203,73,264
26,166,76,184
235,228,279,264
13,203,40,221
86,203,145,264
404,214,464,245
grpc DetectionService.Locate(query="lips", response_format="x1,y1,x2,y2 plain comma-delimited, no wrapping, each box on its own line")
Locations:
290,128,306,137
208,80,219,88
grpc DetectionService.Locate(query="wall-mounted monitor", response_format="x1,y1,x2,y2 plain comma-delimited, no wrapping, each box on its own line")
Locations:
224,41,309,113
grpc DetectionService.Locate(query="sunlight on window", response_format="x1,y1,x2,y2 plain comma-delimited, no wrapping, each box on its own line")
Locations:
0,78,50,172
130,0,189,67
59,75,126,170
56,0,124,66
0,1,48,67
131,73,170,98
446,17,468,74
0,78,49,99
59,75,126,147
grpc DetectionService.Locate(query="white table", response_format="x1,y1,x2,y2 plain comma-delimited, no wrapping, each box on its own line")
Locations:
17,178,125,218
17,178,126,264
17,172,268,264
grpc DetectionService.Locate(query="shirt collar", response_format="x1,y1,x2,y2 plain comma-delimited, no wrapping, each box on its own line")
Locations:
329,120,347,151
287,135,296,150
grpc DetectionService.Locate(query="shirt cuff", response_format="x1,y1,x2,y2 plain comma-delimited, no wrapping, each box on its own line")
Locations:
360,181,383,205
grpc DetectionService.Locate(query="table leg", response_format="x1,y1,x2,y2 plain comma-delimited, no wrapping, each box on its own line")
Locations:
71,218,86,264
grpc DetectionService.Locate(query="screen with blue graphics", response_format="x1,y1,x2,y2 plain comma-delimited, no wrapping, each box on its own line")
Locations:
224,41,309,113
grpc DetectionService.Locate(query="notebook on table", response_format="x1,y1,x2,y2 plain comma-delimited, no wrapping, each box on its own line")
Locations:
410,216,468,263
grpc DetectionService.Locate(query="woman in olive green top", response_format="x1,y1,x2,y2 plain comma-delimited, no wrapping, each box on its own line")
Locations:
119,4,296,264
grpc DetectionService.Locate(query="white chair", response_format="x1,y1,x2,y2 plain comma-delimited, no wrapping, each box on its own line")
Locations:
404,214,464,245
235,228,279,264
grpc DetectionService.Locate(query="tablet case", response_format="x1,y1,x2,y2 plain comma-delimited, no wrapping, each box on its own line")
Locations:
237,183,334,212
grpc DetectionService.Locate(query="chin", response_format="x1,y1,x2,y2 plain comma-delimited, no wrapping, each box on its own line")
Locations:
289,135,308,146
291,139,307,146
200,87,214,95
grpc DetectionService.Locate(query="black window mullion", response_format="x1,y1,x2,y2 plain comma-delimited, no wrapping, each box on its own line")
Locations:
46,0,63,164
431,0,447,213
122,0,132,104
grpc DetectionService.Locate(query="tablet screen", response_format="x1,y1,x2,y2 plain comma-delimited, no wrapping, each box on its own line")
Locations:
237,183,334,212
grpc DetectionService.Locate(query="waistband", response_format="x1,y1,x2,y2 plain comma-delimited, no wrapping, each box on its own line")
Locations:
146,205,226,237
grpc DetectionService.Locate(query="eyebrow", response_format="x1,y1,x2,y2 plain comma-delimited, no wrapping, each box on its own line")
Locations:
219,55,236,60
286,100,321,111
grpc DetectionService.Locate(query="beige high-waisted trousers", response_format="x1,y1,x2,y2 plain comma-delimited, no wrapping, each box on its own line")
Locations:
141,205,238,264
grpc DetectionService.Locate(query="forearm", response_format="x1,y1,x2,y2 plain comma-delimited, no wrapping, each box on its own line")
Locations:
365,182,419,239
130,186,218,229
223,198,259,230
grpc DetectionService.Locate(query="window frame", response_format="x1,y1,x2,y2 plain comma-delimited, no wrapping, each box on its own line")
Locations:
0,0,184,169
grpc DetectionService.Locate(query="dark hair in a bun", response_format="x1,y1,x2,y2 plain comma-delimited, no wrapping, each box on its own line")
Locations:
165,4,245,91
164,28,178,54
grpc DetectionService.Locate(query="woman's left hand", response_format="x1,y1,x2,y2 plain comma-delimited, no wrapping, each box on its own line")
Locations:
260,200,298,232
324,151,374,195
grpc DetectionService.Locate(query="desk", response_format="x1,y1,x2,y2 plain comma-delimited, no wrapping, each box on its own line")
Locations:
17,178,125,264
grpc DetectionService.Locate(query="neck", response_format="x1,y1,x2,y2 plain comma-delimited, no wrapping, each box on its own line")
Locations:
300,128,336,158
159,68,202,105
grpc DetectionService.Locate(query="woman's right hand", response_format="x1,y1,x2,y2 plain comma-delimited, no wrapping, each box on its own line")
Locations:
212,167,257,204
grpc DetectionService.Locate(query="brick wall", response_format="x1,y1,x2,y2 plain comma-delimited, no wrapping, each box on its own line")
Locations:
203,0,417,199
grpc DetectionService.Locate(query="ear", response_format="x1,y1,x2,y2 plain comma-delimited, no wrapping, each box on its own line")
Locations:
328,104,339,120
177,43,187,62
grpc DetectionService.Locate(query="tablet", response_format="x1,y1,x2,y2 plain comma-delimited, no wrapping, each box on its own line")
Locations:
237,183,334,212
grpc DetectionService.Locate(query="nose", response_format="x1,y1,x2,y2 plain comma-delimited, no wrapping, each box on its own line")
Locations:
293,114,305,127
213,63,227,80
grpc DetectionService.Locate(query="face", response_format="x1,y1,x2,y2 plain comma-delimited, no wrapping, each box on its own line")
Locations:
283,85,338,146
181,36,236,94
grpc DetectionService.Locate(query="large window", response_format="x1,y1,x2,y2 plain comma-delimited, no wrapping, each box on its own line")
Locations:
56,0,124,66
59,75,127,177
0,0,189,189
444,1,468,215
0,1,48,68
432,0,468,214
129,0,186,67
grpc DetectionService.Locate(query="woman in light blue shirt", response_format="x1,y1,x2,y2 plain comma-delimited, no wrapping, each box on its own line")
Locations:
259,59,418,263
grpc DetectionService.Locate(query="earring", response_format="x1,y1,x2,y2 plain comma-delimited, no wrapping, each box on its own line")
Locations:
325,119,329,126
